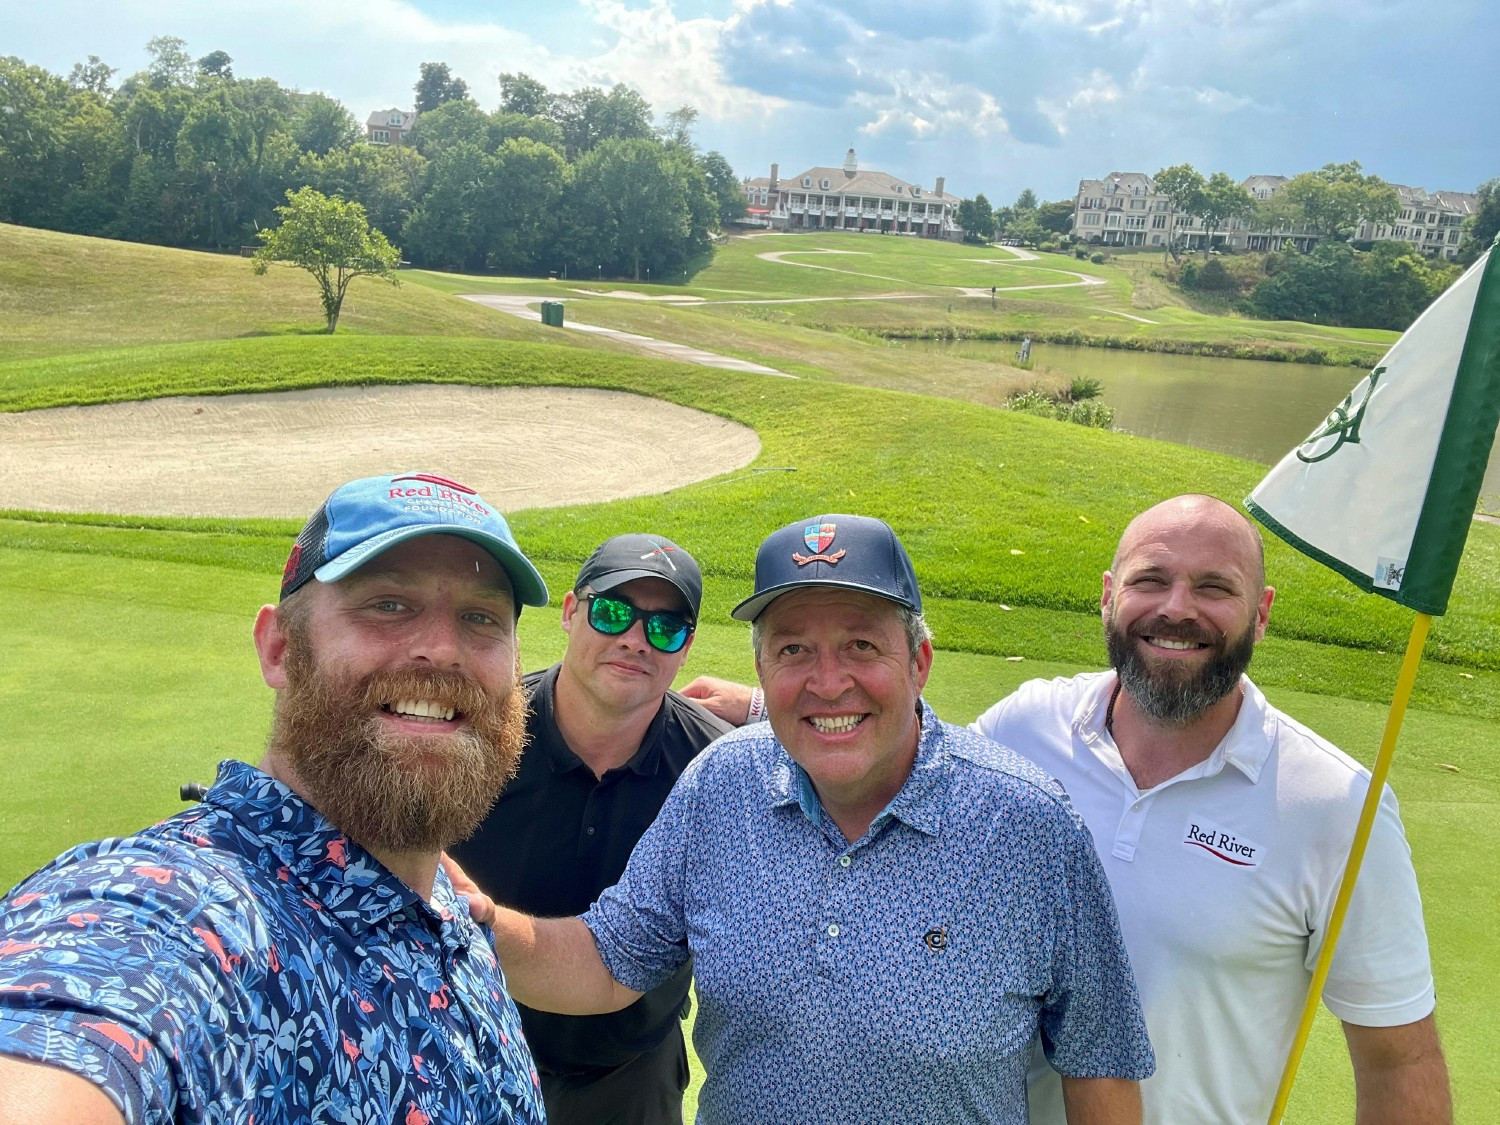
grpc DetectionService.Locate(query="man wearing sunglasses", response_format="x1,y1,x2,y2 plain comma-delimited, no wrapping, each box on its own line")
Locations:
466,515,1152,1124
452,534,730,1125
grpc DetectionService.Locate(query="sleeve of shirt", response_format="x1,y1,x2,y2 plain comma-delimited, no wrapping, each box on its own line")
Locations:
1038,812,1156,1081
0,843,239,1125
969,690,1017,744
581,763,696,995
1314,785,1437,1027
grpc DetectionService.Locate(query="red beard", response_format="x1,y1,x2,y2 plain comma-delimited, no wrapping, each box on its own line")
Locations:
267,628,527,854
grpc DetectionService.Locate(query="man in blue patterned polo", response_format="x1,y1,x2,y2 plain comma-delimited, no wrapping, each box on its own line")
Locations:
478,514,1154,1124
0,473,548,1125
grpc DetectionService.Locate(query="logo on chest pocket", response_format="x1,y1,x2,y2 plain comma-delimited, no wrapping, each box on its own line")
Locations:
1183,821,1262,867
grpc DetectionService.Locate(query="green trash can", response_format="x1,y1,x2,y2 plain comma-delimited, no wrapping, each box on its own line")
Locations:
539,300,564,327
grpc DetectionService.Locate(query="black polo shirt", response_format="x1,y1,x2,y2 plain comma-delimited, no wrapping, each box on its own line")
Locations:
452,663,731,1074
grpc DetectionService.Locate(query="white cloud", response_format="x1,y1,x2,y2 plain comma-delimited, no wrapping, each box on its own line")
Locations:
571,0,787,119
854,75,1010,141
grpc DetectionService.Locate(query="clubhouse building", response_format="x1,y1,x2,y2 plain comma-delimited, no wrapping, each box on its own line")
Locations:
741,149,963,239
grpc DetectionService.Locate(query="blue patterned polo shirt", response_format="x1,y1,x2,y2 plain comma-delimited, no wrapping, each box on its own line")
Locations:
0,760,545,1125
584,702,1154,1123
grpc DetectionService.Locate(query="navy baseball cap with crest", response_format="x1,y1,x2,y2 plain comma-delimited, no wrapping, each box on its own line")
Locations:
279,472,548,609
731,514,921,622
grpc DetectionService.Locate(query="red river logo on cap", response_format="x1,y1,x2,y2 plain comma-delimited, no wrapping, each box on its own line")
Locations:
793,522,846,567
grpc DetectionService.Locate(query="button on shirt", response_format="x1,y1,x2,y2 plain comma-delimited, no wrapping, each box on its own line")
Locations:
583,702,1154,1124
0,760,545,1125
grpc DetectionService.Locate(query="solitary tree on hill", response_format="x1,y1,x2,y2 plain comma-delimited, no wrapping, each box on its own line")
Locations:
252,187,400,333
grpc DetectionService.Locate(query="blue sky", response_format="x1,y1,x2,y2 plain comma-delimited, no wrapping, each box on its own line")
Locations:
6,0,1496,204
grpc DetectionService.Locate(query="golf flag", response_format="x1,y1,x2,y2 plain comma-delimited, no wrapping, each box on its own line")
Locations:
1246,244,1500,615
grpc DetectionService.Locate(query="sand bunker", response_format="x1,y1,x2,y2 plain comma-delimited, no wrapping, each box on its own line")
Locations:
0,385,760,518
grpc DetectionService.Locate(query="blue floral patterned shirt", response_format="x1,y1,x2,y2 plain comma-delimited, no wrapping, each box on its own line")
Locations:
584,702,1154,1123
0,760,545,1125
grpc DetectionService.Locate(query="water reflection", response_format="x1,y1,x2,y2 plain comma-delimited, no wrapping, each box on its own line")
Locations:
903,339,1500,504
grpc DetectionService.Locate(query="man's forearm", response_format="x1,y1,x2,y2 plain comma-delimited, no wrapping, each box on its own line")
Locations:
1060,1076,1141,1125
489,907,642,1015
1346,1016,1452,1125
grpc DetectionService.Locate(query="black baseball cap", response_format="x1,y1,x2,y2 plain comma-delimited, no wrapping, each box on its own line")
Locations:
731,514,922,622
575,534,703,618
280,472,548,609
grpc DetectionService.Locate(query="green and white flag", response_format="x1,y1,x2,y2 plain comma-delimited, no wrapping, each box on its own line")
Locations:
1246,245,1500,615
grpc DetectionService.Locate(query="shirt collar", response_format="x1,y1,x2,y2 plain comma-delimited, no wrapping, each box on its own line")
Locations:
205,759,471,946
1077,672,1273,784
535,663,667,778
767,699,949,839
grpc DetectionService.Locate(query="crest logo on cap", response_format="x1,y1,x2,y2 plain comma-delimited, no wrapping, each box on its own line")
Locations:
793,523,846,567
804,523,836,552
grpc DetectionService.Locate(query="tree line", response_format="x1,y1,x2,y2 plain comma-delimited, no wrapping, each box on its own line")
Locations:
0,40,747,280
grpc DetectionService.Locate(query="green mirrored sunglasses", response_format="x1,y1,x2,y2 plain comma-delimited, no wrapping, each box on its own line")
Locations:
584,593,694,654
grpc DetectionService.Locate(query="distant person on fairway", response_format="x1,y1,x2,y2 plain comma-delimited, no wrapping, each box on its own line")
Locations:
463,514,1154,1125
451,534,729,1125
0,473,548,1124
684,493,1451,1124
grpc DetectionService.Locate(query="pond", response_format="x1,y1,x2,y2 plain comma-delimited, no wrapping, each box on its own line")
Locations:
904,339,1500,504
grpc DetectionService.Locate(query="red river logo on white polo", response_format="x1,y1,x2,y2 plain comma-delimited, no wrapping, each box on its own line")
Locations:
1184,822,1260,867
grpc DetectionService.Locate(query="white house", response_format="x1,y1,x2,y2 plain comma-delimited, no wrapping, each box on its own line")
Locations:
742,149,962,239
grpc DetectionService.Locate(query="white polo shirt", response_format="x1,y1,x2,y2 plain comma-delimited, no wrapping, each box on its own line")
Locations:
973,671,1435,1125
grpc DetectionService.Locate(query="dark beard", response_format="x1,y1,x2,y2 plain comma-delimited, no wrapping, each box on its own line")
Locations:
267,628,526,855
1106,611,1256,727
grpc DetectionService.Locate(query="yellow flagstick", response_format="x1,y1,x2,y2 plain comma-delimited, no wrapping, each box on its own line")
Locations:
1266,611,1434,1124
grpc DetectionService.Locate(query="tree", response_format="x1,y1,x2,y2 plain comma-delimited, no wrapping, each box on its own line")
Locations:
561,136,713,280
413,61,469,114
253,187,400,332
299,142,425,241
554,84,653,159
956,193,996,242
67,55,116,95
401,141,494,271
1036,199,1074,236
196,50,233,81
291,92,358,155
144,36,194,89
1196,172,1255,251
498,72,553,118
1280,161,1397,238
408,97,493,160
1153,164,1206,260
698,150,745,229
1014,188,1038,213
1248,240,1456,330
659,105,698,150
1458,177,1500,265
487,138,566,272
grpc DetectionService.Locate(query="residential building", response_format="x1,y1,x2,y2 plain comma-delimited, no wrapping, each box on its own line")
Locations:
1072,171,1473,259
741,149,962,239
366,109,417,146
1354,184,1477,261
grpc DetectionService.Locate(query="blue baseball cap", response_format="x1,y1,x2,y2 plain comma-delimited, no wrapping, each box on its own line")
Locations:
731,514,922,622
279,472,548,609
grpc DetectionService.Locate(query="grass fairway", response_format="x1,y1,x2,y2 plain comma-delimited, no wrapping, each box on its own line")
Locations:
408,232,1398,370
0,223,568,362
2,223,1497,1120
